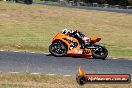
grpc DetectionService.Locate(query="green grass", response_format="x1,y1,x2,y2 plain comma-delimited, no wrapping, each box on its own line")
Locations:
0,2,132,59
0,73,131,88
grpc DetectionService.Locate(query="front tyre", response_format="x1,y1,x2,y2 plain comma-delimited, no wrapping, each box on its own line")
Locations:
49,42,67,57
92,45,108,60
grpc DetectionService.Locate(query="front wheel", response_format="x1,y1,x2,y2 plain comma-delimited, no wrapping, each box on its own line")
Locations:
49,42,67,57
92,45,108,60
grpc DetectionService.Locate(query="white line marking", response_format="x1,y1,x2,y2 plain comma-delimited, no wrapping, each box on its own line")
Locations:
7,72,74,77
30,52,35,53
0,50,5,51
14,51,20,52
113,58,118,59
44,53,50,54
31,73,40,75
9,72,20,74
63,75,72,77
47,74,57,76
0,49,50,55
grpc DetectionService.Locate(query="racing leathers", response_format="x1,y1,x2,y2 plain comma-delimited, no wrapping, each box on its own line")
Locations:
62,29,90,48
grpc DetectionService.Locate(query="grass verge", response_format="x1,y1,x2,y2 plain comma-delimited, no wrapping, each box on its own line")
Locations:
0,73,131,88
0,2,132,59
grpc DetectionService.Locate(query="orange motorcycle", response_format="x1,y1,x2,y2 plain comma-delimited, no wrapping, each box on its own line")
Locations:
49,31,108,60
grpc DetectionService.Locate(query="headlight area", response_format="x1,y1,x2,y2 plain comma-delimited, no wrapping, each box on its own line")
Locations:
63,38,78,50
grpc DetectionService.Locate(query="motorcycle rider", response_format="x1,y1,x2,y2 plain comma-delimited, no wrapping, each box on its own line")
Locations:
62,29,91,48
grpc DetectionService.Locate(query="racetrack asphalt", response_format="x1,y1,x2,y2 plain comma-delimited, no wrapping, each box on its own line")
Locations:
0,51,132,76
34,2,132,14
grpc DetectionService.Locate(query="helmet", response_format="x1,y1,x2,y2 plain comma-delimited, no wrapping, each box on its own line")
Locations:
62,28,69,34
70,30,78,34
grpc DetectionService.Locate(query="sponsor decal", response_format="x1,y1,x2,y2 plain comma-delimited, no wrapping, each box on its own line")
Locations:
75,50,83,54
82,49,91,54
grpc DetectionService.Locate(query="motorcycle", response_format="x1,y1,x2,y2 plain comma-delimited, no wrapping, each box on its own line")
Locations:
49,31,108,60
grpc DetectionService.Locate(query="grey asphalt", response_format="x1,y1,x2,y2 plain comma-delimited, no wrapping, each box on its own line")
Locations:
0,51,132,76
34,2,132,14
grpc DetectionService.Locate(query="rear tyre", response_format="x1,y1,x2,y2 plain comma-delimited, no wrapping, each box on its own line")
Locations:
49,42,67,57
92,45,108,60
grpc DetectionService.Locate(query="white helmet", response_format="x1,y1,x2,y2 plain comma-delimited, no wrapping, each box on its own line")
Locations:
62,28,69,34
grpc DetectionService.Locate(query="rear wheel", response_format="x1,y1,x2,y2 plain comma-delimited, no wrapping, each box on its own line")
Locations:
49,42,67,57
92,45,108,60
